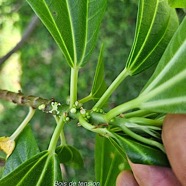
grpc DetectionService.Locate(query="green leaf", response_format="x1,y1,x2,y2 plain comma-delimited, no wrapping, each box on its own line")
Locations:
55,145,73,163
108,138,130,170
91,44,107,100
0,153,5,178
56,145,84,169
0,152,6,161
0,167,4,179
2,125,40,177
138,17,186,113
26,0,107,68
95,135,124,186
113,134,169,167
125,0,179,75
168,0,186,8
0,151,62,186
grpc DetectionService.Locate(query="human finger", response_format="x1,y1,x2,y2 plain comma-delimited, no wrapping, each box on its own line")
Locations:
116,170,138,186
129,162,181,186
162,114,186,185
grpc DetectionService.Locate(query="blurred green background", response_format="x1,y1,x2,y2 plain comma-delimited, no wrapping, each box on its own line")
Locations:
0,0,167,181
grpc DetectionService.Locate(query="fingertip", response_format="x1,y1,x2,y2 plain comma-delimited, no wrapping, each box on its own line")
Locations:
129,163,181,186
116,170,138,186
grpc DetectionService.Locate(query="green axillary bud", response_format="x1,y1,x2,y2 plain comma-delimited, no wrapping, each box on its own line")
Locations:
65,117,70,122
92,107,104,113
75,101,79,107
38,104,46,111
70,108,77,114
92,108,98,112
75,101,83,108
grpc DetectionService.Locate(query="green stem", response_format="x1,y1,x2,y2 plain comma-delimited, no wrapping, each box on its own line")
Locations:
128,117,163,127
70,67,79,108
60,130,67,146
93,67,130,109
119,124,165,152
79,115,113,138
10,107,35,140
53,116,67,145
79,93,92,104
48,116,65,153
124,109,155,118
106,98,140,121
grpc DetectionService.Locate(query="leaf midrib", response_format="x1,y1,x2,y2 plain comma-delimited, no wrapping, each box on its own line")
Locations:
142,39,186,94
141,96,186,108
128,0,159,68
40,0,74,67
16,153,48,186
36,154,54,185
65,0,77,66
131,12,172,73
139,68,186,102
78,1,89,67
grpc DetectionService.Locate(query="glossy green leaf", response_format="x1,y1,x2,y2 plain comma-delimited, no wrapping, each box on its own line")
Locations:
26,0,107,68
0,151,62,186
0,152,5,161
125,0,179,75
113,134,169,166
2,125,40,177
55,145,73,163
0,167,3,179
91,45,107,100
138,17,186,113
108,138,130,170
168,0,186,8
56,145,83,169
95,135,124,186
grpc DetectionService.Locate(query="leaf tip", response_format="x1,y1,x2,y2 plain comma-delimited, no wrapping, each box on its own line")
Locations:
0,137,15,158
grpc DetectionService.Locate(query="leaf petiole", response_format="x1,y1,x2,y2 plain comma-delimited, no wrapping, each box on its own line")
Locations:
48,116,65,153
53,116,67,146
105,98,140,121
118,123,165,152
93,67,130,109
78,115,113,138
70,67,79,108
10,107,35,141
127,117,163,127
79,94,93,104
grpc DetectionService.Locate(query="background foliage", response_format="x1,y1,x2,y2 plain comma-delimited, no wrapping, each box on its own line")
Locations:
1,0,180,180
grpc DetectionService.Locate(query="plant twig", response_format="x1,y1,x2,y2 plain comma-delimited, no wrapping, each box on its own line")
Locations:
0,89,62,115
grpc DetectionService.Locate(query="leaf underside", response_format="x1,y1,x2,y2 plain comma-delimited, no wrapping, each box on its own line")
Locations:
125,0,179,75
168,0,186,8
0,151,62,186
139,17,186,113
91,45,107,100
112,134,169,167
26,0,107,68
95,135,125,186
56,145,84,169
2,125,40,177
